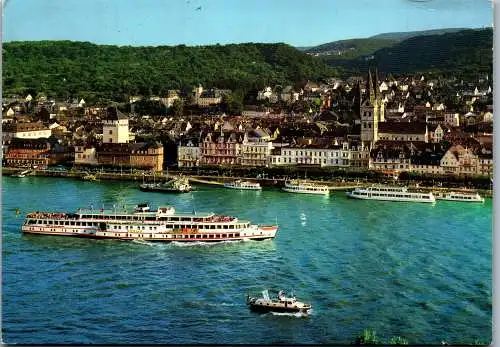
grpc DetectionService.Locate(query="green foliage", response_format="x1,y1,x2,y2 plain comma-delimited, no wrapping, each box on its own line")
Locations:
307,38,397,59
356,329,379,344
355,329,408,345
388,336,409,345
322,28,493,77
169,99,184,118
369,27,470,41
2,41,337,100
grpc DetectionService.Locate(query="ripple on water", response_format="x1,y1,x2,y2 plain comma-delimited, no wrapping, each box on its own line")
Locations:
1,177,492,344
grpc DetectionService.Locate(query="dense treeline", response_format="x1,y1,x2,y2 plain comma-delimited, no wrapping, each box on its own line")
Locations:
3,41,337,103
321,28,493,77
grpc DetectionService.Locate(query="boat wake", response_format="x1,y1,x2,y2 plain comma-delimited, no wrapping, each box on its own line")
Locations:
131,239,155,246
267,310,310,318
170,239,248,247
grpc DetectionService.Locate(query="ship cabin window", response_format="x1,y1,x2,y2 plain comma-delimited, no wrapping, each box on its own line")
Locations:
223,225,228,229
202,235,208,239
222,234,227,238
70,221,75,226
235,233,240,237
209,235,214,239
210,225,215,229
196,235,201,239
229,233,233,238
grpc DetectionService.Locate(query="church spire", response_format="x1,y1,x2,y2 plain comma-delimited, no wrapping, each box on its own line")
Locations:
368,68,375,102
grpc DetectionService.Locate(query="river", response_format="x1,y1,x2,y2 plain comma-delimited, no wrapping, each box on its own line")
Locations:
2,176,492,344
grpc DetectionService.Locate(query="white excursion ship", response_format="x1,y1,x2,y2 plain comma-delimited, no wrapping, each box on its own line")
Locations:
22,203,278,242
346,186,435,203
282,180,329,195
223,180,262,190
435,191,485,203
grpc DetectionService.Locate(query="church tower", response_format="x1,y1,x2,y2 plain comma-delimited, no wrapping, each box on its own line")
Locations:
360,68,384,150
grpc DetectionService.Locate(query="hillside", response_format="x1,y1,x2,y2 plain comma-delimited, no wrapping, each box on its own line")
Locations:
320,28,493,76
368,27,470,41
2,41,337,102
304,27,474,60
304,38,397,59
371,28,493,75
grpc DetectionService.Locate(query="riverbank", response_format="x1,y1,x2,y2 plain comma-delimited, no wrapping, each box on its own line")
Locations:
2,167,493,197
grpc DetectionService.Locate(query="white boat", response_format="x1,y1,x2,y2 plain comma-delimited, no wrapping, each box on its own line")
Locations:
247,290,311,314
22,203,278,242
224,180,262,190
140,176,192,193
13,169,31,178
435,191,485,203
346,186,435,203
282,180,329,195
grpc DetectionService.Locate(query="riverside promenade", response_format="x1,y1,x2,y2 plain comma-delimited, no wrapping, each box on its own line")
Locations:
2,167,362,190
2,167,492,196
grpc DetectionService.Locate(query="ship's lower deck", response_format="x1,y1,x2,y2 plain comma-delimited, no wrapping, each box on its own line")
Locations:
21,225,277,242
346,191,435,203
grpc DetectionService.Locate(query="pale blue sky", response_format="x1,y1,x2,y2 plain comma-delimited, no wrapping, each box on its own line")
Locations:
2,0,493,47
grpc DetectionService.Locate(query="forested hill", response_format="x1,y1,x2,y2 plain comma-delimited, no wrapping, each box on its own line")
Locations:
371,28,493,75
319,28,493,77
2,41,337,102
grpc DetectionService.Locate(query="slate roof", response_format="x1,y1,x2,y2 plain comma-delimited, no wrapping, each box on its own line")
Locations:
378,121,427,134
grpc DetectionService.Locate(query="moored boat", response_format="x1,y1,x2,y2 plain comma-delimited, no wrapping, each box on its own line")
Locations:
140,176,192,193
82,173,97,181
282,180,329,195
223,180,262,190
22,203,278,242
346,185,435,203
13,169,32,178
435,191,485,203
247,290,311,314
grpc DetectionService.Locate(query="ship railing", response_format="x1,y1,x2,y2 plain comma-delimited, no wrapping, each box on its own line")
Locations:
205,216,236,223
26,212,67,219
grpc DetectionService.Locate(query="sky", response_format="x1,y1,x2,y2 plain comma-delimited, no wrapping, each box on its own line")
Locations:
1,0,493,47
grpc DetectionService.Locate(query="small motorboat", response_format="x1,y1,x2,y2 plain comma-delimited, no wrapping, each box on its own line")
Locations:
247,290,311,314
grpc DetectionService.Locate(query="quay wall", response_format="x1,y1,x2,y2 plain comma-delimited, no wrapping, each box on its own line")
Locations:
2,167,493,197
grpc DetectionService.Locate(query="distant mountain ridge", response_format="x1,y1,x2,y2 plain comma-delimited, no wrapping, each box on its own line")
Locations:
319,28,493,76
368,27,471,41
303,27,476,59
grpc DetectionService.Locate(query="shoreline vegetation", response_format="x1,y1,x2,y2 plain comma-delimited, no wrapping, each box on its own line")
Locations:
3,167,493,197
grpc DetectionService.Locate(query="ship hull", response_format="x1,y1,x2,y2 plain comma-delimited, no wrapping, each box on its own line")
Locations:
21,226,278,242
282,188,329,195
247,303,309,314
139,186,191,193
224,186,261,190
345,192,435,203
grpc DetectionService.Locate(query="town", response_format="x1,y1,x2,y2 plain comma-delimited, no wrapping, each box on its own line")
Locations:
2,70,493,189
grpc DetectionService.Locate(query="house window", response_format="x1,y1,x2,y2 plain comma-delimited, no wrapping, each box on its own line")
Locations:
109,130,113,135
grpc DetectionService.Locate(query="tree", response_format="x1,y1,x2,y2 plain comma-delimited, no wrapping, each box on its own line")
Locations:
170,99,184,118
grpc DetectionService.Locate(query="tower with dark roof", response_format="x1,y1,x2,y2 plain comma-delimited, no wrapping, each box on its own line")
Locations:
360,68,385,150
102,107,129,144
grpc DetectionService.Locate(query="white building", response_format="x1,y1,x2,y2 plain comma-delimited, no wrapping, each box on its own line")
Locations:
177,139,201,167
2,122,52,142
268,142,351,168
102,108,129,144
240,129,273,167
444,112,460,127
74,144,98,166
